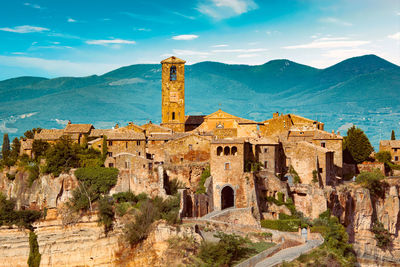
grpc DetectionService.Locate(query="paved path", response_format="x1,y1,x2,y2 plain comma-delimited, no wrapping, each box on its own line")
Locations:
255,239,324,267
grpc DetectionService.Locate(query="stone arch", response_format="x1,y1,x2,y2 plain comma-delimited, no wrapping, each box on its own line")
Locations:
221,185,235,210
231,146,238,156
224,146,230,156
217,146,223,156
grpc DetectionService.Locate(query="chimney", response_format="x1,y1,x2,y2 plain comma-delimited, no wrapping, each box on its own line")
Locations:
68,120,71,124
273,112,279,119
115,123,119,129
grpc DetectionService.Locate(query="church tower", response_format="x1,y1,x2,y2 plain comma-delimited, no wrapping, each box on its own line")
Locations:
161,56,186,132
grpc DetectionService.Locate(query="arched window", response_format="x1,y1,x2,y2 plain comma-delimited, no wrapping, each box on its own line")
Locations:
224,146,230,156
172,112,175,120
217,146,223,156
231,146,237,156
170,66,177,81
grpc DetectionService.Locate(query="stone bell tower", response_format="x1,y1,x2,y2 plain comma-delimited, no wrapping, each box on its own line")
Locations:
160,56,186,132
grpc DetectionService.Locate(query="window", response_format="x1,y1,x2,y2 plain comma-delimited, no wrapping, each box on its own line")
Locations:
394,148,398,152
180,158,183,162
125,161,130,169
125,142,128,149
189,144,193,151
137,140,141,146
224,162,230,170
264,148,269,153
108,141,113,146
395,156,399,161
107,152,113,157
318,167,323,173
170,65,177,81
172,112,175,120
224,146,230,156
321,142,326,148
264,161,268,169
138,152,141,156
231,146,238,156
149,163,153,170
217,146,223,156
108,163,114,168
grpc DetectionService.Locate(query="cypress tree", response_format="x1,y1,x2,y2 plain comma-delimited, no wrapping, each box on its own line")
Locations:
11,137,21,158
2,133,10,159
391,130,396,140
102,135,108,160
343,126,374,164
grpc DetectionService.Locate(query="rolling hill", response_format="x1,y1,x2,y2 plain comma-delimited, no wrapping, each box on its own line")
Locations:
0,54,399,149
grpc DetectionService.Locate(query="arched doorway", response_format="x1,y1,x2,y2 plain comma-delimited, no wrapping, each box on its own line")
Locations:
221,186,234,210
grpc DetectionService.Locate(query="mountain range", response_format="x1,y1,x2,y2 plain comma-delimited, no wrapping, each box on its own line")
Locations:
1,54,399,149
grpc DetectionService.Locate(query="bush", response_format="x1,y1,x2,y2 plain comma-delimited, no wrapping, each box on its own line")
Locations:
196,166,210,194
371,221,392,249
98,196,115,235
26,163,39,187
289,165,301,184
28,231,41,267
356,170,387,198
197,232,254,266
70,167,119,211
375,151,392,163
165,178,184,195
115,202,131,217
113,192,137,203
261,219,300,232
124,200,156,246
6,173,16,181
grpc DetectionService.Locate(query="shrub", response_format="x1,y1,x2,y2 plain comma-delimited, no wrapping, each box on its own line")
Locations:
6,172,16,181
26,163,39,187
113,192,137,203
27,231,41,267
115,202,131,217
375,151,392,163
196,166,210,194
98,196,115,235
312,170,318,183
70,167,118,211
261,219,300,232
197,232,254,266
124,200,156,246
371,221,392,249
356,170,387,198
277,192,284,203
289,165,301,184
165,178,184,195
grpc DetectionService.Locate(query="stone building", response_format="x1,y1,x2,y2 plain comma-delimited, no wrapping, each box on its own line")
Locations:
160,56,186,132
379,140,400,163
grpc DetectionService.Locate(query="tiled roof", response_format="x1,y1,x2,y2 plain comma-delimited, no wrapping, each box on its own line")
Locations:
161,56,186,64
211,138,245,144
89,129,111,137
64,123,93,134
249,137,278,145
380,140,400,147
106,130,145,140
185,115,205,125
148,133,173,141
34,129,65,140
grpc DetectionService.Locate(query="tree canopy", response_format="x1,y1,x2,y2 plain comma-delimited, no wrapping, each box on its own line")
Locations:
343,126,374,164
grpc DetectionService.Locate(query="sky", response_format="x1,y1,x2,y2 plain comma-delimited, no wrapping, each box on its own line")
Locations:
0,0,399,80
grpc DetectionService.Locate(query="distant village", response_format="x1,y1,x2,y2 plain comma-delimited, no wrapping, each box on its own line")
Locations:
18,56,399,219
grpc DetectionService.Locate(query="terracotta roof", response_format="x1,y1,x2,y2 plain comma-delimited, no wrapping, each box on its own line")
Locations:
185,115,205,125
34,129,65,140
89,129,111,137
380,140,400,148
64,124,94,134
312,129,343,140
205,109,257,124
141,122,173,133
88,137,102,144
249,137,278,145
106,129,145,140
148,133,173,141
161,56,186,64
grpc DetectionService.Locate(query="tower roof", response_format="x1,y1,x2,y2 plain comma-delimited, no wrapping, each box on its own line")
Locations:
161,56,186,64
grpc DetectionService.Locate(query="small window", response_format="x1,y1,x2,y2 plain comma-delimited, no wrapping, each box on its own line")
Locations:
108,163,114,168
217,146,223,156
231,146,238,156
125,161,130,169
180,158,183,162
98,145,101,148
125,142,128,149
189,144,193,151
300,132,304,135
394,148,398,152
108,141,113,146
172,112,175,120
264,148,269,153
264,161,268,169
395,156,399,161
321,142,326,148
107,152,113,157
139,152,141,156
224,162,230,170
143,164,146,169
137,140,141,146
170,65,177,81
149,163,153,170
318,167,323,173
224,146,230,156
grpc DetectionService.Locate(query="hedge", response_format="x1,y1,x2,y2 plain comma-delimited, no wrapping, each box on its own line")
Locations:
261,219,300,232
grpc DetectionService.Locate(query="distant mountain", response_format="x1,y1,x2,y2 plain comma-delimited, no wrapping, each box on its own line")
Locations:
0,54,399,149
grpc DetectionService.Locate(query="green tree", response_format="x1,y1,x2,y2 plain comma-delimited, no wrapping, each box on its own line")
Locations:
2,133,10,159
98,196,115,235
356,170,387,198
343,126,374,164
102,136,108,160
375,151,392,163
24,128,42,139
11,137,21,159
27,231,41,267
32,140,50,159
391,130,396,140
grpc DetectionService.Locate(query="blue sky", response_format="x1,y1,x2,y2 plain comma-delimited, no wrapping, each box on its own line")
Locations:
0,0,399,80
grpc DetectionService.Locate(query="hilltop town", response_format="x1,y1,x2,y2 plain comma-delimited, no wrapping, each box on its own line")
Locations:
1,56,400,267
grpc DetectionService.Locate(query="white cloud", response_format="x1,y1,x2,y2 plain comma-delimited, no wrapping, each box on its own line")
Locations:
284,38,369,49
319,17,352,26
388,32,400,40
24,3,42,9
172,49,210,56
0,55,123,77
134,28,151,32
197,0,257,19
86,39,136,45
212,44,228,47
212,48,268,53
67,18,77,23
172,34,199,40
338,123,353,132
0,25,49,33
12,52,26,55
54,119,69,126
173,12,196,20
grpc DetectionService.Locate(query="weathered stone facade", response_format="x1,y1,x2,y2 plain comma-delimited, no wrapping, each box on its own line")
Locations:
379,140,400,163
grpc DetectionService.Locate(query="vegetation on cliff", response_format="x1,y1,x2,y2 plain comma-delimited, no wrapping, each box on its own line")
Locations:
371,221,392,250
196,166,210,194
355,170,388,198
28,231,41,267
